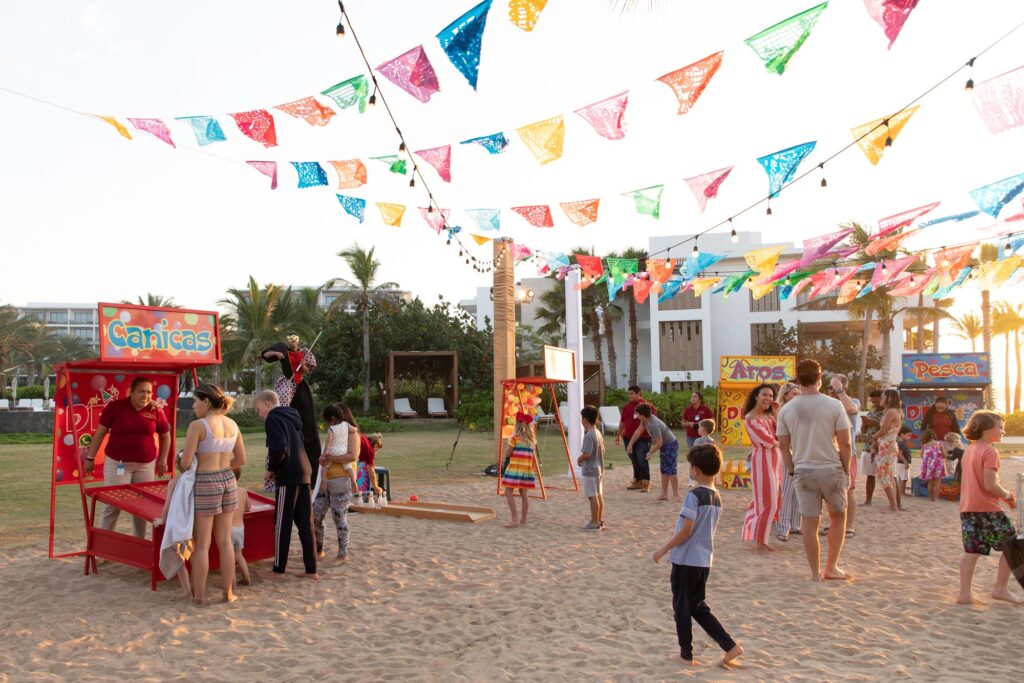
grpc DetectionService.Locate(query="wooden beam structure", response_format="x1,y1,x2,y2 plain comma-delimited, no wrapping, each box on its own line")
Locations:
492,238,515,443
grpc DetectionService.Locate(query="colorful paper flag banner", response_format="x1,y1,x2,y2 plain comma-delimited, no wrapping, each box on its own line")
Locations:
376,46,441,103
758,259,802,285
508,0,547,32
876,201,940,237
970,171,1024,218
419,206,451,233
230,109,277,147
290,162,328,188
934,244,976,286
622,185,664,219
683,252,726,279
329,159,368,189
176,115,226,146
370,155,407,175
683,166,732,213
658,278,687,303
744,245,785,278
757,141,816,197
691,277,722,297
656,51,724,115
321,75,370,113
1003,235,1024,259
437,0,492,90
972,65,1024,134
575,91,629,140
511,205,554,227
275,96,336,126
510,243,533,262
809,267,857,299
246,160,278,189
575,255,605,284
749,280,777,300
932,266,972,298
559,199,600,226
887,269,934,297
782,275,815,300
95,115,132,140
471,234,493,245
465,208,501,231
646,258,676,284
633,278,655,304
415,145,452,182
744,2,829,75
851,105,918,165
918,210,980,227
869,254,916,289
516,115,565,165
127,118,175,147
460,131,509,154
376,202,406,226
975,256,1022,289
606,258,639,286
863,0,920,49
799,228,853,266
337,194,367,223
865,227,920,256
836,277,867,305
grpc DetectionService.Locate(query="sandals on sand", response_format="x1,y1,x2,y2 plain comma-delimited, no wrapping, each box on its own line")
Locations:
845,529,856,538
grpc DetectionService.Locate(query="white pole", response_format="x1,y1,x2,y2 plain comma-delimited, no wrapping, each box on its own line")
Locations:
565,269,584,480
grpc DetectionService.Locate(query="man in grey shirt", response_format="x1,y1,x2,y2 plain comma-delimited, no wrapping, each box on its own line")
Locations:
777,359,853,582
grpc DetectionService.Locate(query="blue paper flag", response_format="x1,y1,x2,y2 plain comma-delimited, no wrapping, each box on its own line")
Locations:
291,162,328,188
970,171,1024,218
466,208,501,231
336,194,367,223
606,274,623,302
918,210,981,227
460,132,508,154
855,282,874,299
657,278,685,304
932,267,972,298
1003,236,1024,259
176,115,227,146
682,252,727,279
757,141,816,198
437,0,492,90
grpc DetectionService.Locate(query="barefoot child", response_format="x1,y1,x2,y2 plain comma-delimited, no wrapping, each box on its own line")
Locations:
631,404,681,502
231,468,252,586
157,452,193,598
501,412,537,528
577,406,606,531
919,429,945,501
956,411,1022,605
896,426,913,498
944,432,965,482
653,444,743,668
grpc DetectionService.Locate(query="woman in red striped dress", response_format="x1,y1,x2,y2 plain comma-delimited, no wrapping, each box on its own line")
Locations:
741,383,782,554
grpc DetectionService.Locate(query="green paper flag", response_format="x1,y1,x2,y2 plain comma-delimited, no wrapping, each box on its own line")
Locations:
321,75,370,113
745,2,828,75
622,185,664,219
370,154,408,175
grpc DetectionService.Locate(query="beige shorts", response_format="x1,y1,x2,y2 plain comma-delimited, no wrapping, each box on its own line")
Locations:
795,467,848,516
582,475,603,498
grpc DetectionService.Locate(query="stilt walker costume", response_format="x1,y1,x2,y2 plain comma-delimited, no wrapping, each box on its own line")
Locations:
262,333,321,476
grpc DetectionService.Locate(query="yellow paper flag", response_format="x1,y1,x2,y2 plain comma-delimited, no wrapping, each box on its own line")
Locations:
743,245,785,278
975,255,1022,289
516,115,564,165
508,0,547,31
851,105,919,165
748,281,776,300
691,277,721,296
471,234,493,245
95,115,132,140
376,202,406,227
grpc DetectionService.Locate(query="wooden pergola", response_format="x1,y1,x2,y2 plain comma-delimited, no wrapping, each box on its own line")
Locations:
385,351,459,421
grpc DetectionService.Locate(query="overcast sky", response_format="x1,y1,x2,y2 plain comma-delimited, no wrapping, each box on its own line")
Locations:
2,0,1022,323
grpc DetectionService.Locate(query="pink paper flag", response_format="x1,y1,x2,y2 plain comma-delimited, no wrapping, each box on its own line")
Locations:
869,254,916,289
246,161,278,189
560,199,600,226
510,243,533,262
799,228,854,266
230,109,278,147
414,145,452,182
574,91,628,140
127,118,175,147
656,52,724,115
757,259,802,285
328,159,368,189
511,205,554,227
418,206,450,234
863,0,920,49
933,244,976,286
683,166,733,213
972,65,1024,134
866,227,920,256
876,202,940,237
275,96,336,126
376,45,441,103
809,267,858,299
887,268,934,297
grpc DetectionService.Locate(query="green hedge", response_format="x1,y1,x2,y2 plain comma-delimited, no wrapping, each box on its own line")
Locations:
1005,411,1024,436
456,389,493,431
8,385,48,399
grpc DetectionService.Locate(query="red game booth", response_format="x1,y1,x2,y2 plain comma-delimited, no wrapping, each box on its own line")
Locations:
49,303,276,590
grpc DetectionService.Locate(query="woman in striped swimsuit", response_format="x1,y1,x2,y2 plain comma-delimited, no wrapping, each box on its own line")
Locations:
180,384,247,606
741,383,782,554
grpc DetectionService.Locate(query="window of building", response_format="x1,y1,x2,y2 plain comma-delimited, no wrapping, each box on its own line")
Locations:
749,287,781,312
750,322,784,352
658,288,700,311
795,290,842,311
21,310,42,320
660,380,705,394
48,311,68,324
659,320,703,371
72,311,93,323
72,328,95,341
324,295,338,308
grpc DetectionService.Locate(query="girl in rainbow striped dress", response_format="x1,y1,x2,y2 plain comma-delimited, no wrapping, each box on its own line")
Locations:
501,412,538,528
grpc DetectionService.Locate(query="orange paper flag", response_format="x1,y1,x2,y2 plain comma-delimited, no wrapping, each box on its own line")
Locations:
851,106,919,165
559,199,600,226
329,159,368,189
656,51,724,115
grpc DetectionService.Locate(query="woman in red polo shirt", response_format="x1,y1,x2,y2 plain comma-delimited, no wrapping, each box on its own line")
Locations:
921,396,963,442
681,391,714,449
83,376,171,538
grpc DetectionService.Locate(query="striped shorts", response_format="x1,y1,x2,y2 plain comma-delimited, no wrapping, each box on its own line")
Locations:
195,469,238,515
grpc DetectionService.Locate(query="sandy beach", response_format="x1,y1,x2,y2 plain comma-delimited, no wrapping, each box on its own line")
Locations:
3,460,1023,682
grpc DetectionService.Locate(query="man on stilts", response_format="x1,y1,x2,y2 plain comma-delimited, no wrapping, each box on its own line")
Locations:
262,332,321,476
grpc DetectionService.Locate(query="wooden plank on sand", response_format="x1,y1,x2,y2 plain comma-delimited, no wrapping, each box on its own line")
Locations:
351,500,496,523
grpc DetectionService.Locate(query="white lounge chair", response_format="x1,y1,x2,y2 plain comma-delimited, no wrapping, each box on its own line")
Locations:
0,399,8,410
427,397,448,418
598,406,621,435
393,397,417,419
535,405,556,424
17,399,31,409
31,399,44,411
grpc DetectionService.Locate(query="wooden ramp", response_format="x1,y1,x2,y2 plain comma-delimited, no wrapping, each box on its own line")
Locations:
351,500,495,523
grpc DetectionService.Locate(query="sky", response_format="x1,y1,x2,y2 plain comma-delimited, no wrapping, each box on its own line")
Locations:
1,1,1022,343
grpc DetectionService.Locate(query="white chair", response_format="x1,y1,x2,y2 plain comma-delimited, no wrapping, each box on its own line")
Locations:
598,406,621,435
559,402,570,428
17,399,30,409
393,397,418,419
427,397,448,418
535,405,556,424
31,398,44,411
0,399,8,410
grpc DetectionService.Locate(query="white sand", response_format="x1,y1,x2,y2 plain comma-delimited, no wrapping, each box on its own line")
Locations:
2,460,1023,681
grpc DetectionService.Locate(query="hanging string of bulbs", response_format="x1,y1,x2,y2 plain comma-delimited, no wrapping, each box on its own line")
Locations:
335,1,496,273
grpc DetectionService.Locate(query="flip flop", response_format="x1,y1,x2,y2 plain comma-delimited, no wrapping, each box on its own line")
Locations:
845,529,856,539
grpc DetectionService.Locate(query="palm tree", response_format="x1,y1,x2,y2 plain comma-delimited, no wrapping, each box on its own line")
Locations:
533,286,567,345
219,276,291,394
931,297,954,352
123,294,181,308
620,247,648,386
994,301,1024,413
330,244,401,414
17,323,56,384
0,304,35,399
51,334,94,363
952,313,983,351
976,244,1000,407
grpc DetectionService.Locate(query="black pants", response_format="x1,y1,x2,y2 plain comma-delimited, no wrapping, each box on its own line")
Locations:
273,483,317,575
671,563,736,660
627,439,652,481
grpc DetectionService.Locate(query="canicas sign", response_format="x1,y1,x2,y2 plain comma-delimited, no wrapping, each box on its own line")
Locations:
719,356,796,384
98,303,221,364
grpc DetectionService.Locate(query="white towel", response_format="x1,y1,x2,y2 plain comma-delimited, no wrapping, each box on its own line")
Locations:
159,461,197,580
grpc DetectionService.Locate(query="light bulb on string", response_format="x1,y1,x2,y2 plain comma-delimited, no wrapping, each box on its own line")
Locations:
883,119,893,147
368,90,377,106
819,163,827,188
398,140,406,153
965,57,975,90
409,177,415,188
881,260,888,273
692,242,699,258
834,267,841,282
729,219,738,243
1006,235,1014,253
766,200,773,216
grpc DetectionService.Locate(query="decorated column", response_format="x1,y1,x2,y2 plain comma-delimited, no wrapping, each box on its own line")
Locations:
565,268,585,480
493,238,516,441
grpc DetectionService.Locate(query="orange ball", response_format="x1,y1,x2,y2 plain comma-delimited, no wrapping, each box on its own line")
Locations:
409,494,419,502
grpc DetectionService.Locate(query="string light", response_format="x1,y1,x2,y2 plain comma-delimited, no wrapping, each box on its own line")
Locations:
692,242,699,258
368,89,377,106
766,200,772,216
1006,235,1014,253
881,260,888,273
408,177,415,188
335,2,346,37
883,119,893,147
833,266,841,282
729,219,738,243
819,163,827,188
965,57,975,90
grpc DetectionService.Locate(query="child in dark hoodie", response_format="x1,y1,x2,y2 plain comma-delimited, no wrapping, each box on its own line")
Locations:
256,390,318,579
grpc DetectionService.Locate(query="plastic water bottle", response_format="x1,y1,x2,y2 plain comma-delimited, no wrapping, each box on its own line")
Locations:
379,492,388,508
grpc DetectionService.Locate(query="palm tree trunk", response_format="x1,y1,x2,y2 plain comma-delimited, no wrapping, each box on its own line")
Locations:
588,311,604,382
254,358,262,394
982,289,993,408
916,294,925,353
628,298,639,386
1014,329,1021,413
362,305,371,415
1004,332,1011,414
858,309,873,405
932,315,940,353
602,307,618,389
880,317,893,387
